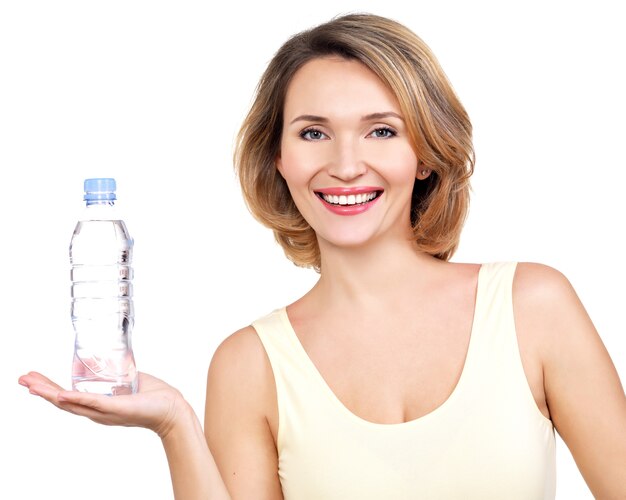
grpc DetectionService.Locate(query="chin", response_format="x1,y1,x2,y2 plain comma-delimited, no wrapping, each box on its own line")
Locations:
318,230,380,249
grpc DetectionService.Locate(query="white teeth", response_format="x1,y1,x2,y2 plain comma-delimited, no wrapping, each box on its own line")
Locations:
321,191,378,206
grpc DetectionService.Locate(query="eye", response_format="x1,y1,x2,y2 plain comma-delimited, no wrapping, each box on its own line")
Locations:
300,128,328,141
368,127,397,139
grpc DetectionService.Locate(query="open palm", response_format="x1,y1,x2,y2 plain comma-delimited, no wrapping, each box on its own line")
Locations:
19,371,185,439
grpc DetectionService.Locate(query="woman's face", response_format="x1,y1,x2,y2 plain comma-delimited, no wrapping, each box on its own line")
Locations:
277,56,428,250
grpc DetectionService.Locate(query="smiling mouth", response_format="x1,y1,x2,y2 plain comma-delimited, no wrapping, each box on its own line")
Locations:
315,190,383,206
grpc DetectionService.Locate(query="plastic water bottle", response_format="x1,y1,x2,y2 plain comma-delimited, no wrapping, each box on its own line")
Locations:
70,178,138,395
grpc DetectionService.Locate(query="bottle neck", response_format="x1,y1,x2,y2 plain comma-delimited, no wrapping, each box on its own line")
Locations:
80,201,119,221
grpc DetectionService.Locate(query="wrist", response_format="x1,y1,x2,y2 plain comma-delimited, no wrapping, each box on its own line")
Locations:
158,399,227,499
158,396,198,442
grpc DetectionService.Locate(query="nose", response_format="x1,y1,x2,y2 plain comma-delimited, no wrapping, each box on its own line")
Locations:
326,138,367,181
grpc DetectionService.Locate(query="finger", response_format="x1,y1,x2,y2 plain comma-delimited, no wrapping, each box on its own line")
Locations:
27,382,66,408
57,390,108,409
19,372,66,391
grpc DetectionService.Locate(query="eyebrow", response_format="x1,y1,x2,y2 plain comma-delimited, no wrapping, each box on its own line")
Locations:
289,111,404,125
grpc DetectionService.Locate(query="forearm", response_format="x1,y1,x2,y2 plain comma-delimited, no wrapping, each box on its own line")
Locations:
161,403,230,500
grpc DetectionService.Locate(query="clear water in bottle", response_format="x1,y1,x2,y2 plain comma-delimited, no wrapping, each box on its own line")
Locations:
70,178,138,395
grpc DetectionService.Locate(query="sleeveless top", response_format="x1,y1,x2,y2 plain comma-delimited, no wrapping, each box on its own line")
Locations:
252,262,556,499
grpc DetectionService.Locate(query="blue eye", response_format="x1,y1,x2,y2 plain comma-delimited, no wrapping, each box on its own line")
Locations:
369,127,396,138
300,128,327,140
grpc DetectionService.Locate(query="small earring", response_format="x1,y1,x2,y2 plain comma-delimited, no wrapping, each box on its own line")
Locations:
420,169,430,177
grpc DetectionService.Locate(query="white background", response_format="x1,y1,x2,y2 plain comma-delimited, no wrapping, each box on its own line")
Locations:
1,1,624,498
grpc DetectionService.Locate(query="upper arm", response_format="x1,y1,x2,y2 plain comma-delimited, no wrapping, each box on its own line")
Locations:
515,262,626,497
204,326,283,500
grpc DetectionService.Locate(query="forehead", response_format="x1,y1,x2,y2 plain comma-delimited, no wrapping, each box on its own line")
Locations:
283,56,401,117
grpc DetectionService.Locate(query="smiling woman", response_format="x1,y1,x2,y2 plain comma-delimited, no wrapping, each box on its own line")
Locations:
18,11,626,500
212,13,625,499
236,14,474,270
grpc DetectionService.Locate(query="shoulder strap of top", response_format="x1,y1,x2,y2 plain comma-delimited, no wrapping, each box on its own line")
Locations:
464,262,548,418
253,308,329,451
464,261,517,368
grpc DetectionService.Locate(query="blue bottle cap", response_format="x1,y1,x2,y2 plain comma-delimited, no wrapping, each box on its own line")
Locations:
84,178,117,202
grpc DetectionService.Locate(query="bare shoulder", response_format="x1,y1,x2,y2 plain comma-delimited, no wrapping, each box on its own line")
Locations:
511,261,618,371
207,325,275,410
210,325,268,372
511,261,600,361
512,261,574,300
510,261,581,370
510,261,615,367
512,262,581,336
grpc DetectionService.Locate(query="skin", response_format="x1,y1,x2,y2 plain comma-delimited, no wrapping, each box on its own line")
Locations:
20,56,626,499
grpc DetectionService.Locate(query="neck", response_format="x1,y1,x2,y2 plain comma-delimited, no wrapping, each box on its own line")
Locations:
311,236,445,310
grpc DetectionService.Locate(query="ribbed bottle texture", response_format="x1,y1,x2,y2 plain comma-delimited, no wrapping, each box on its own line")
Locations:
70,178,138,395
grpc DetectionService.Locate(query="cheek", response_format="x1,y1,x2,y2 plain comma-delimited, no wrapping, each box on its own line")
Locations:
278,145,321,187
371,145,418,184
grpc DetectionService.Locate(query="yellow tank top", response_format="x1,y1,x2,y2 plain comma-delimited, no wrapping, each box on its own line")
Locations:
252,262,556,499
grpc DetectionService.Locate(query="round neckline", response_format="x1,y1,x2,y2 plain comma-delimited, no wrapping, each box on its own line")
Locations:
279,263,486,429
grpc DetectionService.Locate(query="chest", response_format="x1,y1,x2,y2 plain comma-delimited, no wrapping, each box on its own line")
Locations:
283,297,549,426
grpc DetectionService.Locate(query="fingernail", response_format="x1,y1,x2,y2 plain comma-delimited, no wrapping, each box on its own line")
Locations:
18,379,28,387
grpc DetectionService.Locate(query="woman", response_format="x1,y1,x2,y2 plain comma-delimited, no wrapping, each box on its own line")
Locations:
19,13,626,499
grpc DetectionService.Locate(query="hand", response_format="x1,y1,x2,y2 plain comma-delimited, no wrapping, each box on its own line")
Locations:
18,371,189,439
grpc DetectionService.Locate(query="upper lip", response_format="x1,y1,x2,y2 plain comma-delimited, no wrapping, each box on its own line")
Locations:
314,186,384,196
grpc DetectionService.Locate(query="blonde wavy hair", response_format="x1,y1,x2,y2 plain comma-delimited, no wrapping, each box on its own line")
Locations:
235,13,474,271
